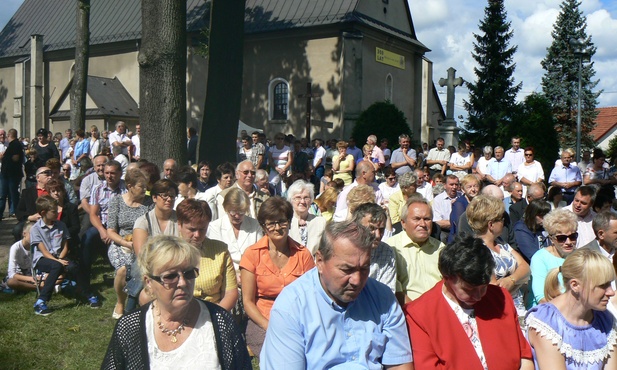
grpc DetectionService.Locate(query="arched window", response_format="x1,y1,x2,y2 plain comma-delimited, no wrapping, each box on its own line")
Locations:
385,74,393,101
269,78,289,120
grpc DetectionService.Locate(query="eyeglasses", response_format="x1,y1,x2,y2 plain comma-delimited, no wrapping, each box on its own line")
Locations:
240,170,256,176
149,268,199,287
292,196,311,203
38,170,52,176
553,232,578,243
156,193,176,201
263,220,289,230
228,210,245,217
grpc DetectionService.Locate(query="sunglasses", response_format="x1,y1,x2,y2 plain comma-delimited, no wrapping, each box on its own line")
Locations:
524,153,533,157
240,170,256,176
149,268,199,287
553,232,578,243
38,170,52,176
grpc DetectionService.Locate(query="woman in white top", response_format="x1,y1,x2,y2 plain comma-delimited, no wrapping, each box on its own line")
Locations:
268,133,293,194
286,180,326,255
449,142,474,180
516,146,545,197
89,125,102,158
475,145,493,181
378,167,400,205
206,187,262,276
195,162,235,221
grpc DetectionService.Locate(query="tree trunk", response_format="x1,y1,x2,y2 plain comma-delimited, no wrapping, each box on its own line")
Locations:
70,0,90,132
199,0,245,167
139,0,187,168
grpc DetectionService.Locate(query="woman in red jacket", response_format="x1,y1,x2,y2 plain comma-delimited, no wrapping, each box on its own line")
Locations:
405,234,533,370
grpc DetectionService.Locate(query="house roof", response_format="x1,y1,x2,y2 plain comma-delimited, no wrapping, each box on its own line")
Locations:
49,75,138,120
591,107,617,143
0,0,424,59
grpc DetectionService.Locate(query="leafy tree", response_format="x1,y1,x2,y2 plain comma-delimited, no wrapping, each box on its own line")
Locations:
510,93,560,176
541,0,600,149
605,135,617,162
463,0,521,147
351,101,411,150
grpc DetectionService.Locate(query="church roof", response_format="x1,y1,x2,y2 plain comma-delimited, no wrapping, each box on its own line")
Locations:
0,0,422,59
49,75,139,120
591,107,617,143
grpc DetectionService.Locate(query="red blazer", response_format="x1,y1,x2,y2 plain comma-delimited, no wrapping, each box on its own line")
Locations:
405,280,532,370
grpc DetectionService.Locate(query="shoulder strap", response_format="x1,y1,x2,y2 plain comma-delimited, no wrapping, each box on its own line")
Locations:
146,212,153,235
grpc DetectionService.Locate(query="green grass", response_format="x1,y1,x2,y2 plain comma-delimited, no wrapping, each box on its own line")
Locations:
0,259,261,369
0,261,117,369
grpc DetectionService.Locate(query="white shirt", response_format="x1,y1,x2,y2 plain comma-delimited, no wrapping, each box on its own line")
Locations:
476,157,491,176
131,135,140,158
505,147,525,173
516,160,545,197
333,181,383,222
565,204,596,249
432,191,459,222
417,182,434,202
8,240,31,279
195,185,225,221
378,182,400,204
108,131,131,155
313,146,326,168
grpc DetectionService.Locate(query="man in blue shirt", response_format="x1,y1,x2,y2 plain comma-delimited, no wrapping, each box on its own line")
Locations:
261,220,413,369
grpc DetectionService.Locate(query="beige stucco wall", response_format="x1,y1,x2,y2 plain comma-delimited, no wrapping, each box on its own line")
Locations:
241,35,342,139
0,65,16,127
356,0,413,36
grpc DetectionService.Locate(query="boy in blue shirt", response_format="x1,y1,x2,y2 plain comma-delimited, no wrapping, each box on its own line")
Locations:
30,196,79,315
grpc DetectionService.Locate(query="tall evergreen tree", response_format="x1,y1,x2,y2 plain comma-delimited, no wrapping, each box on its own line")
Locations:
463,0,521,147
541,0,600,149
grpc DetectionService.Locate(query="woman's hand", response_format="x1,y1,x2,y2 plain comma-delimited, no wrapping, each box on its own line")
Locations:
496,277,515,292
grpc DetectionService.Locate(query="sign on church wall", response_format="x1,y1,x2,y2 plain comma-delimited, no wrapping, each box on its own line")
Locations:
375,47,405,70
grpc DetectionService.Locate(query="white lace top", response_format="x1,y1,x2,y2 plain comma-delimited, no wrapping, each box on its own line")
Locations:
146,303,221,370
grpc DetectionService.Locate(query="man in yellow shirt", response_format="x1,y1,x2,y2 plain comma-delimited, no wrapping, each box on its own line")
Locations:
387,196,445,305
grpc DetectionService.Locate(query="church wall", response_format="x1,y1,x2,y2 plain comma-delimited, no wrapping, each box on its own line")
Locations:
241,35,342,140
0,66,16,128
355,0,413,36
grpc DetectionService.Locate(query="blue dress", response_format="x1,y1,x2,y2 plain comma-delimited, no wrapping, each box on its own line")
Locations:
526,303,617,369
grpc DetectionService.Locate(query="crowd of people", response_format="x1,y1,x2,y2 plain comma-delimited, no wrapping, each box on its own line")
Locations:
3,122,617,369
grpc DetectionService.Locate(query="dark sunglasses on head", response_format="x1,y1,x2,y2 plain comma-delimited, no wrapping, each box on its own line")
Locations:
553,232,578,243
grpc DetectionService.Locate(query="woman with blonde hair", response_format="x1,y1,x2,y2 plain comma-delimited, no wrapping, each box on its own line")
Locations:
467,195,530,315
312,187,339,221
526,249,617,370
332,140,355,185
346,184,376,219
529,208,578,306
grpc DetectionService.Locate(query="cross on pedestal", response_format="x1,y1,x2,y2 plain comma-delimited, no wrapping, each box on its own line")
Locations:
438,67,464,121
297,82,320,142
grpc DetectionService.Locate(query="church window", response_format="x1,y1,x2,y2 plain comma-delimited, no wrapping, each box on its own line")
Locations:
269,78,289,121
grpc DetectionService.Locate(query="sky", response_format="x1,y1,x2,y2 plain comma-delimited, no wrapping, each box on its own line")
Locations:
1,0,615,126
408,0,617,125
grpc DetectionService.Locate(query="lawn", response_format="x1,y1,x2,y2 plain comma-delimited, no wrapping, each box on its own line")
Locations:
0,258,260,369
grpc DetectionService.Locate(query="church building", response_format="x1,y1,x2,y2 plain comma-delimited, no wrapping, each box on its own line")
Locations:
0,0,445,145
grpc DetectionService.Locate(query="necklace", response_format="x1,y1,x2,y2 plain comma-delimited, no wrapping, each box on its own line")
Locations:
154,301,189,343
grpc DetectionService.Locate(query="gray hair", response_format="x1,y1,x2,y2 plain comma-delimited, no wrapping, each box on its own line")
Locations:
398,172,418,188
318,220,372,261
235,160,254,171
494,146,504,152
483,146,493,154
592,211,617,238
400,194,431,221
255,169,268,182
286,180,315,203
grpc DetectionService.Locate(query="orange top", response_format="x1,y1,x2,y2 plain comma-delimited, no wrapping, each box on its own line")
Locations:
240,235,315,320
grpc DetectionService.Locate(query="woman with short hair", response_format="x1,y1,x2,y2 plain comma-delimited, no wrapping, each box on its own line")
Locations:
514,199,552,262
526,249,617,369
388,172,418,225
286,180,326,255
448,174,481,243
332,140,355,185
101,235,251,369
467,195,530,315
240,196,315,359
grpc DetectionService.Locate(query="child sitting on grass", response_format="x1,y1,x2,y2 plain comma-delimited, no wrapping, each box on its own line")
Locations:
5,222,37,292
30,196,77,316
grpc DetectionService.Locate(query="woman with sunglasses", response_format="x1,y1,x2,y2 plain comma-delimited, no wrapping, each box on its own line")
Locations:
526,249,617,370
529,208,578,306
240,196,315,359
378,167,400,206
102,235,251,369
516,147,545,198
467,195,530,315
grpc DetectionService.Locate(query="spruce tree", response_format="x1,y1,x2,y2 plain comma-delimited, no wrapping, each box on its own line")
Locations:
463,0,521,147
541,0,599,149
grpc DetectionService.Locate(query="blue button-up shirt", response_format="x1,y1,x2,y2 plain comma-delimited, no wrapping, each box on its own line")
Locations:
487,158,512,181
261,268,412,369
548,164,582,193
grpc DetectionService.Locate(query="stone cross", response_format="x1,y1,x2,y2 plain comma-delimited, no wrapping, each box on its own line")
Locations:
297,82,320,142
438,67,464,121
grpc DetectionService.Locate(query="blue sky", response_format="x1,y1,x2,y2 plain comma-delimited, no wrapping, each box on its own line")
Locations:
2,0,616,123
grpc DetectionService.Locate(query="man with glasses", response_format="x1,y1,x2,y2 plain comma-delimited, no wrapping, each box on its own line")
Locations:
504,136,524,175
548,148,582,205
216,160,269,219
564,185,596,248
80,161,127,307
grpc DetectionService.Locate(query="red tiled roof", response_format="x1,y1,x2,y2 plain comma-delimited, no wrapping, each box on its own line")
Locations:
592,107,617,142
